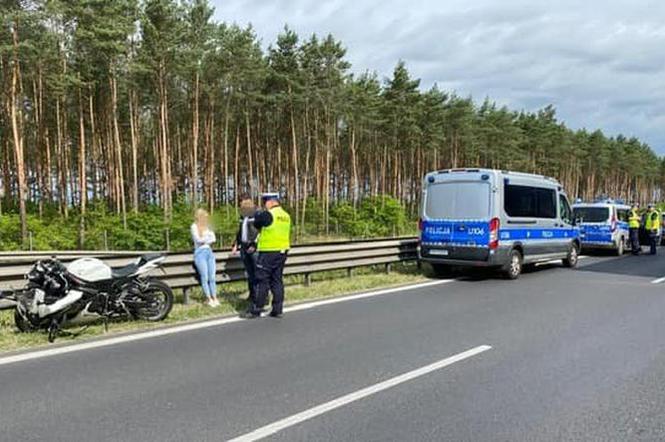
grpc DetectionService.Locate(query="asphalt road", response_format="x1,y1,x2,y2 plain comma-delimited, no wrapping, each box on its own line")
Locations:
3,250,665,441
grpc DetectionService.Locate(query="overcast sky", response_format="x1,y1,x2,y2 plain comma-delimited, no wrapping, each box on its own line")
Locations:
212,0,665,154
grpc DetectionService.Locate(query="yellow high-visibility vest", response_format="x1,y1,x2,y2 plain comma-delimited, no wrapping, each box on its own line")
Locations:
628,209,641,229
257,206,291,252
645,210,661,231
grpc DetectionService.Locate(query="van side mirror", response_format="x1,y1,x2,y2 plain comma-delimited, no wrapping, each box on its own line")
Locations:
574,217,582,226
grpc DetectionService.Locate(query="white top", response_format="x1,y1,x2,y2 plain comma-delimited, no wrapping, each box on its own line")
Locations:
191,223,216,250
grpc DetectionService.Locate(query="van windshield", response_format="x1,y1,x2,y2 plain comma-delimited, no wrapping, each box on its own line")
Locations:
573,207,609,223
425,181,490,219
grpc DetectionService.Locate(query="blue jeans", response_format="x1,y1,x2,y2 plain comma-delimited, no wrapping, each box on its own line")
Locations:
194,247,216,298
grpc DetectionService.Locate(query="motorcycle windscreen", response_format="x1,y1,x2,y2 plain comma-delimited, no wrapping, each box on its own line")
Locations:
422,181,491,246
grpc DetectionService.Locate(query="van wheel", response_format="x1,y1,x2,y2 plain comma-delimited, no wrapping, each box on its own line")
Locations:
614,238,624,256
563,244,579,268
503,249,522,280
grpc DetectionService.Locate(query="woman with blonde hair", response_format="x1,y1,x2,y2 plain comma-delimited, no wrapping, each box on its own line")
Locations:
191,208,219,306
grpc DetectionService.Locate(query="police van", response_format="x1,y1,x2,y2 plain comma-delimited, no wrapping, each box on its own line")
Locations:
571,200,630,255
419,168,580,279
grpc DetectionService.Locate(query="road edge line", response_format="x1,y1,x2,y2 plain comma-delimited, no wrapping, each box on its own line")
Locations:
0,279,453,367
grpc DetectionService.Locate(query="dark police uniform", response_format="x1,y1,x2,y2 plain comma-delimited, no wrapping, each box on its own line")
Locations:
248,204,291,317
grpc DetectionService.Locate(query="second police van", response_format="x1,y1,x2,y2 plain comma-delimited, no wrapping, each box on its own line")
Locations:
571,200,630,255
419,168,581,279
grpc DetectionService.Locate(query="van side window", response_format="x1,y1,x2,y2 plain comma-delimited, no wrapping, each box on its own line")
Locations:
617,209,629,222
505,185,557,218
559,195,573,224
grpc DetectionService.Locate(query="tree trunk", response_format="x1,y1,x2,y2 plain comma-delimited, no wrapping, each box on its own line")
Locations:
78,85,87,247
10,18,28,245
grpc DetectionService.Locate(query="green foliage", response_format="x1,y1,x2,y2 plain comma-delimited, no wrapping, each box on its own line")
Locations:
331,196,414,238
0,197,413,251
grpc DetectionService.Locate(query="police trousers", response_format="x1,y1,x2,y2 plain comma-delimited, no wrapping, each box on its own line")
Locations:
629,228,640,255
253,252,288,314
649,231,659,255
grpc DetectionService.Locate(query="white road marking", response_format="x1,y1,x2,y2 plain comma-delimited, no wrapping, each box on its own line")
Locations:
227,345,492,442
651,276,665,284
538,255,588,266
0,279,453,367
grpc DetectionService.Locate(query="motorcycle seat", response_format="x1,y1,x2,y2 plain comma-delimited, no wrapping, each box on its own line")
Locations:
138,253,164,265
111,263,140,278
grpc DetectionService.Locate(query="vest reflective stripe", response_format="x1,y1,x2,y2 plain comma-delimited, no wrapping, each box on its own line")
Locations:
645,211,661,230
628,210,640,228
258,206,291,251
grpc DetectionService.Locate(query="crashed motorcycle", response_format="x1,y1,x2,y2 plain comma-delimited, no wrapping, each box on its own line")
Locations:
13,253,173,342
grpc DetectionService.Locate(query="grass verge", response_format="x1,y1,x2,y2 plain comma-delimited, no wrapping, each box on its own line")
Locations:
0,262,429,354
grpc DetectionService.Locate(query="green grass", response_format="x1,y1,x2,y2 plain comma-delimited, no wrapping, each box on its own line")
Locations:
0,262,428,354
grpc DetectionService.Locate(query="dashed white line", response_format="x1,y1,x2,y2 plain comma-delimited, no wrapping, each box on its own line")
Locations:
227,345,492,442
0,279,453,367
651,276,665,284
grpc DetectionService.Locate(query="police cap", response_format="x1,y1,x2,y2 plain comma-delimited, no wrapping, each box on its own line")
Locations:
261,192,280,202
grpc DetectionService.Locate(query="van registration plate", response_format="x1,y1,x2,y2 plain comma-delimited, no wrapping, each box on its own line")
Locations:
430,249,449,256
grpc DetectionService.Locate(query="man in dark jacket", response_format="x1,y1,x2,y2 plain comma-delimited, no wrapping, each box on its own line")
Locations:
231,194,259,305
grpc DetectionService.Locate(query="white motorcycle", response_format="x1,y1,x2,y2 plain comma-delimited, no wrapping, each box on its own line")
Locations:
13,253,173,342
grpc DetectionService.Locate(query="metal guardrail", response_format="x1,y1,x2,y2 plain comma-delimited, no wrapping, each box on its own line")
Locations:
0,237,419,309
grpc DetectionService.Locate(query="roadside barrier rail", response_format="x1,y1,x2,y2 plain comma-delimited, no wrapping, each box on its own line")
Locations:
0,237,419,309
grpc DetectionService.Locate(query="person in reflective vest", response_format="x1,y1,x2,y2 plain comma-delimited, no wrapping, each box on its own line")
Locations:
645,204,661,255
628,203,641,255
243,192,291,318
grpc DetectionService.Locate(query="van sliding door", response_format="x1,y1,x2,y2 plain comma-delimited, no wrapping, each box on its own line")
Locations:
504,184,559,257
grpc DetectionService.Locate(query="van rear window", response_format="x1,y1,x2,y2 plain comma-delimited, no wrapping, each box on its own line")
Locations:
573,207,610,223
425,182,490,219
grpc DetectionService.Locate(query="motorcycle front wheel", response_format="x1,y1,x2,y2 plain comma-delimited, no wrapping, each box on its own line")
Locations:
14,309,36,332
133,279,174,322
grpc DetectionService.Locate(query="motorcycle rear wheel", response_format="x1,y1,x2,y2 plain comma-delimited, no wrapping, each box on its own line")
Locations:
133,279,174,322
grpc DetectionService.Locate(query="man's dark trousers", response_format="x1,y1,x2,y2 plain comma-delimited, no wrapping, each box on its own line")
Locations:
630,228,641,255
240,248,258,304
253,252,287,314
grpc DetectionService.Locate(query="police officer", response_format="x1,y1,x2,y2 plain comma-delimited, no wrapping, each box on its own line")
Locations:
243,192,291,318
628,203,641,255
645,204,661,255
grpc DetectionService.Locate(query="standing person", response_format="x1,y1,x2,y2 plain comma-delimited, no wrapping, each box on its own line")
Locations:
645,204,661,255
191,209,220,307
243,193,291,318
628,203,641,255
231,194,259,306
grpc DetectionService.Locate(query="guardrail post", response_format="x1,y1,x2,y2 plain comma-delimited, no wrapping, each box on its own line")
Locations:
347,268,353,278
165,229,170,251
385,263,392,274
103,230,109,250
28,231,33,251
304,273,311,287
183,287,190,305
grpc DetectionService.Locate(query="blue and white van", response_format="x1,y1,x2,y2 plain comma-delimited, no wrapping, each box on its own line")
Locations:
419,168,581,279
572,200,630,255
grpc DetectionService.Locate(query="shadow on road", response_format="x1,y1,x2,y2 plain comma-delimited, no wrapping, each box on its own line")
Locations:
577,250,665,279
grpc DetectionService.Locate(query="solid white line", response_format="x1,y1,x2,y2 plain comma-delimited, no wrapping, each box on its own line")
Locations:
227,345,492,442
0,279,453,367
651,276,665,284
538,256,589,266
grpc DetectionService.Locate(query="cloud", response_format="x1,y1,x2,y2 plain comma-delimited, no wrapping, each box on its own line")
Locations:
212,0,665,153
